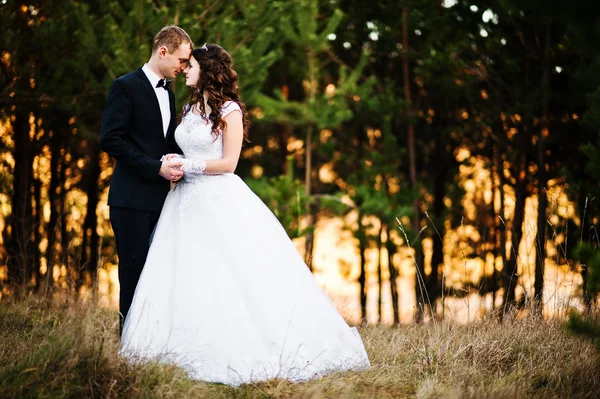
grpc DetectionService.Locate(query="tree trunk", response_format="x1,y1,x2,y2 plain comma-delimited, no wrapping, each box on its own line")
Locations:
381,118,400,325
386,224,400,325
357,210,368,325
7,108,34,291
44,129,62,298
495,141,508,311
580,193,593,311
402,1,424,322
502,127,528,316
281,123,292,176
303,44,318,270
489,147,500,311
78,209,89,298
429,153,446,316
534,22,552,315
534,172,547,313
32,176,42,290
304,124,314,268
59,161,69,300
78,138,101,302
377,221,384,324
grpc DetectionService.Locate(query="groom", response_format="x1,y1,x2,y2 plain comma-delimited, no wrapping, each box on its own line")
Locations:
100,25,193,334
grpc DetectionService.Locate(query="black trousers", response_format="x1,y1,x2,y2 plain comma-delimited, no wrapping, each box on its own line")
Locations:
109,206,160,335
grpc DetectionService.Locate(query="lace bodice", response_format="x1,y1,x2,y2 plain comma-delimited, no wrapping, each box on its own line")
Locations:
173,101,243,214
174,101,242,161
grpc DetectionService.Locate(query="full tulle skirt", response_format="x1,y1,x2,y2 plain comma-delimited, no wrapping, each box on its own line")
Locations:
120,173,370,386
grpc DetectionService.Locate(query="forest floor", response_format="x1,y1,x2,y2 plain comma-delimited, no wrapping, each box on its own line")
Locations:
1,297,599,398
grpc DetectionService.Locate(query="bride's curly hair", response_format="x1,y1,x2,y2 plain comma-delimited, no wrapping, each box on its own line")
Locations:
181,44,250,140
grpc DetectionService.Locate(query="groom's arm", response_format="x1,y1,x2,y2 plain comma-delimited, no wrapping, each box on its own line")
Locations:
99,78,162,179
167,92,184,155
167,129,183,155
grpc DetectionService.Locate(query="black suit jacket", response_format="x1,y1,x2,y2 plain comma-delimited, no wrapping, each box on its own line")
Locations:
100,68,182,212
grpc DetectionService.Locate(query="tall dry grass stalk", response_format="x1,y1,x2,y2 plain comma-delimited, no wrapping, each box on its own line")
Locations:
1,298,599,398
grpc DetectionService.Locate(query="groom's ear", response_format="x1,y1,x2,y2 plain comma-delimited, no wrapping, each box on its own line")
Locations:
157,46,168,58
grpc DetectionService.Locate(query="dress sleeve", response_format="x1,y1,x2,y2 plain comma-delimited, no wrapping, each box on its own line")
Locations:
221,101,242,118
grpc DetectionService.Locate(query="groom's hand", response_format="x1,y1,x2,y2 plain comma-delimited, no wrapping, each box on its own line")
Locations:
159,159,184,181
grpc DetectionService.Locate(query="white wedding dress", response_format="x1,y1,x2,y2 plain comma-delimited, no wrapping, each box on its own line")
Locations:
120,101,370,386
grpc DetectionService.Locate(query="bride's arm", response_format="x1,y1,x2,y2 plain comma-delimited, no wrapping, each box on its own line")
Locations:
202,110,244,174
173,110,243,175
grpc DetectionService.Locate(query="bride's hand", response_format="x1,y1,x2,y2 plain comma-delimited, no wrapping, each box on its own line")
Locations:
164,153,181,161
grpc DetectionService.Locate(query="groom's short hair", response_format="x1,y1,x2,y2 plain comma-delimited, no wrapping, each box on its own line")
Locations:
152,25,193,54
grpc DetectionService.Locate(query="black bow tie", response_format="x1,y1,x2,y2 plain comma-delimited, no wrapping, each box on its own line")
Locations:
156,79,171,90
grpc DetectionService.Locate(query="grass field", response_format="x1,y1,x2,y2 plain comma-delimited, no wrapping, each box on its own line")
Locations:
1,298,599,398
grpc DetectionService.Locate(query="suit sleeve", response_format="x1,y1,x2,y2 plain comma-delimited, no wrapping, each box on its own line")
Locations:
167,92,184,155
168,127,184,155
99,79,162,179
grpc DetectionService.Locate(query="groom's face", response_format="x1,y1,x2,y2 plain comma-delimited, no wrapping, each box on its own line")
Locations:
159,42,192,79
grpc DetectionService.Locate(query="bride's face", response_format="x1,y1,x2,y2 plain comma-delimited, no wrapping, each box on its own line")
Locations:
183,57,201,87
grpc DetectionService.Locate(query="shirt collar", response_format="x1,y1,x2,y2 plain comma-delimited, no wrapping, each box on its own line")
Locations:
142,64,164,89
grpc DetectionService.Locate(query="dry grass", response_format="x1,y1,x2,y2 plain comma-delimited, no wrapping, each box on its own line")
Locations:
1,298,599,398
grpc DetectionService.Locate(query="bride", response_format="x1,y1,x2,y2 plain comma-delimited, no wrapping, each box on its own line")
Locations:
120,43,370,386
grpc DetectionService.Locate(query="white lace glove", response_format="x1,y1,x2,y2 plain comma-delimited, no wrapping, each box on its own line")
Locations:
179,158,207,175
161,154,207,176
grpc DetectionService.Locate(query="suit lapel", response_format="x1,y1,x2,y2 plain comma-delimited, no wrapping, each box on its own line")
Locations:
135,68,165,141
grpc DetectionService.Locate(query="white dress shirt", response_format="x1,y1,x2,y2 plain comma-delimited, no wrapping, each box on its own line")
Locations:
142,64,171,137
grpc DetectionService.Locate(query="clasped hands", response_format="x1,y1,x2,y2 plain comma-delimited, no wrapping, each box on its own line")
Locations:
159,153,184,182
